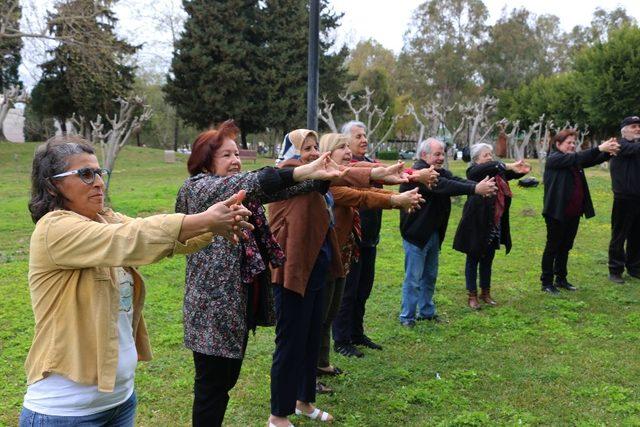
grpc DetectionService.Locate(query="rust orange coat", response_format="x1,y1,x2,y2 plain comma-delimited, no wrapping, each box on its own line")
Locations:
268,160,371,296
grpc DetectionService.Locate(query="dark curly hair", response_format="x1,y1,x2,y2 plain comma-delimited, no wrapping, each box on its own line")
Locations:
28,135,95,223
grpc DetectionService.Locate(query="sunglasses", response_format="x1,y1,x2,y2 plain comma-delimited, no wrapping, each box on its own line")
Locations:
51,168,111,185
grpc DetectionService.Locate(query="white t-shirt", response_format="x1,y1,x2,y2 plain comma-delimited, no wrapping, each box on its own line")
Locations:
23,267,138,416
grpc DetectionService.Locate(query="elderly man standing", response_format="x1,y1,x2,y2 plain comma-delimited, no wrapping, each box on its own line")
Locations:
332,121,384,357
608,116,640,284
398,138,497,327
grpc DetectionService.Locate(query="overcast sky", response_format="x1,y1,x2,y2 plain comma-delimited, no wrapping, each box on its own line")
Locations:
19,0,640,87
331,0,640,53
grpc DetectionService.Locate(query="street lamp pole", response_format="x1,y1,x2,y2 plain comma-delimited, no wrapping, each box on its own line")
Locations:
307,0,320,131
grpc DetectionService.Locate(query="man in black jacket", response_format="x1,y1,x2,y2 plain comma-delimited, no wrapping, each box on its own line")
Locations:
541,130,619,294
333,121,384,357
398,138,496,327
608,116,640,284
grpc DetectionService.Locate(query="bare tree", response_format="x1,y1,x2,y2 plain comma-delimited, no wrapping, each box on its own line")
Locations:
336,86,402,156
514,121,541,160
0,86,27,138
500,119,520,159
317,96,338,133
462,96,498,146
536,119,555,175
405,101,466,152
405,102,426,150
91,96,153,176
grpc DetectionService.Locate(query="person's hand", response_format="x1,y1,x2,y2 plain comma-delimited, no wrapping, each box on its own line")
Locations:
507,160,531,174
390,187,425,212
408,165,439,188
475,176,497,197
204,190,254,243
292,152,345,181
599,137,620,156
370,161,409,184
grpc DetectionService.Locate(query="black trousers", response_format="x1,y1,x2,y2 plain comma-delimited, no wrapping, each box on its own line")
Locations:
270,256,327,417
332,245,377,344
192,351,244,427
540,216,580,286
608,197,640,275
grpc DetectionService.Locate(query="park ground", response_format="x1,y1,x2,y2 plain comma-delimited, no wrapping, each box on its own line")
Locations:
0,142,639,426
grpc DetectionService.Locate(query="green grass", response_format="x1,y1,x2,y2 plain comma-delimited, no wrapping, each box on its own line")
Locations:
1,141,639,426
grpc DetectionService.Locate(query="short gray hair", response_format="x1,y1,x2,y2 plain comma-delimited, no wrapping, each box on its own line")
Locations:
470,143,493,164
341,120,366,134
416,137,445,159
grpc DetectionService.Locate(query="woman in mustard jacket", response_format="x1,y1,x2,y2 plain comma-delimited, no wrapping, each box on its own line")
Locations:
20,135,251,426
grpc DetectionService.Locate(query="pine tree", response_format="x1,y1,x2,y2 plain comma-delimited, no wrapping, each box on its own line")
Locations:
31,0,137,132
0,0,23,89
260,0,350,134
164,0,265,147
259,0,309,133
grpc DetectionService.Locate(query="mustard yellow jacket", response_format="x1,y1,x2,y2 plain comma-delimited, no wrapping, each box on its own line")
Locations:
25,209,210,392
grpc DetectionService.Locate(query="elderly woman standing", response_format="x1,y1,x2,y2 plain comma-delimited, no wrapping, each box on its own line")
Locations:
175,121,340,427
20,135,250,426
540,130,619,294
315,133,427,384
267,129,409,427
453,143,531,309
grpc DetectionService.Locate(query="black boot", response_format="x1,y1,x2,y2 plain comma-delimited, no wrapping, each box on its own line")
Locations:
555,278,577,291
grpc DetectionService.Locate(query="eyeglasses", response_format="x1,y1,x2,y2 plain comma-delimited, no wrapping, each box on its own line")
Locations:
51,168,111,185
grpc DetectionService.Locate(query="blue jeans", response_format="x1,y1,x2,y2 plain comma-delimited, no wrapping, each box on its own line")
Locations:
19,391,136,427
399,235,439,322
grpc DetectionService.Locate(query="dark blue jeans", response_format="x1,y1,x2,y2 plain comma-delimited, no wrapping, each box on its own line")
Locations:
270,256,327,417
465,247,496,292
19,391,136,427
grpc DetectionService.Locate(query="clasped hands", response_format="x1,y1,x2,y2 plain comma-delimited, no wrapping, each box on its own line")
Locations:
599,138,620,156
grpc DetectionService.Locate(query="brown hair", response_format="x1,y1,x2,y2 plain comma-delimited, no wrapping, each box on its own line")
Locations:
552,129,577,151
187,120,240,176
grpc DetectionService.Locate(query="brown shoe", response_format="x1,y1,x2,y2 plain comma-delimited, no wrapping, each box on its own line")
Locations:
480,289,497,305
468,291,481,310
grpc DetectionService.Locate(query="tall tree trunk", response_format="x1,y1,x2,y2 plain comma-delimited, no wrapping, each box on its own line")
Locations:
173,117,179,151
239,124,248,149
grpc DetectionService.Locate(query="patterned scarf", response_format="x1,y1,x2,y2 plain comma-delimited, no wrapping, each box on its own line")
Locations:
493,175,512,226
240,199,286,285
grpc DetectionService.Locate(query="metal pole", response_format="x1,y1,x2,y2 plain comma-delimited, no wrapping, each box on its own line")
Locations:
307,0,320,131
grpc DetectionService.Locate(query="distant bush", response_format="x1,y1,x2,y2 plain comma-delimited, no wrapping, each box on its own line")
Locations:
376,151,399,160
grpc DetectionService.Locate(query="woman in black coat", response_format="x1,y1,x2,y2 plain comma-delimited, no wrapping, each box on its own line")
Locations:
539,130,619,294
453,143,530,309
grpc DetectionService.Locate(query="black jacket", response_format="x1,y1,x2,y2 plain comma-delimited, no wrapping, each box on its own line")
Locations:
453,161,524,257
610,138,640,200
542,147,610,222
399,159,476,249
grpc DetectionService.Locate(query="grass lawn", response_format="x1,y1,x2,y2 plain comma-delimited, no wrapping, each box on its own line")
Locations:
1,141,639,426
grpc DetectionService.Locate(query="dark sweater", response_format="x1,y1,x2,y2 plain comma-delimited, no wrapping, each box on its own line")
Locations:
542,147,610,221
452,161,524,257
399,159,476,249
610,138,640,200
